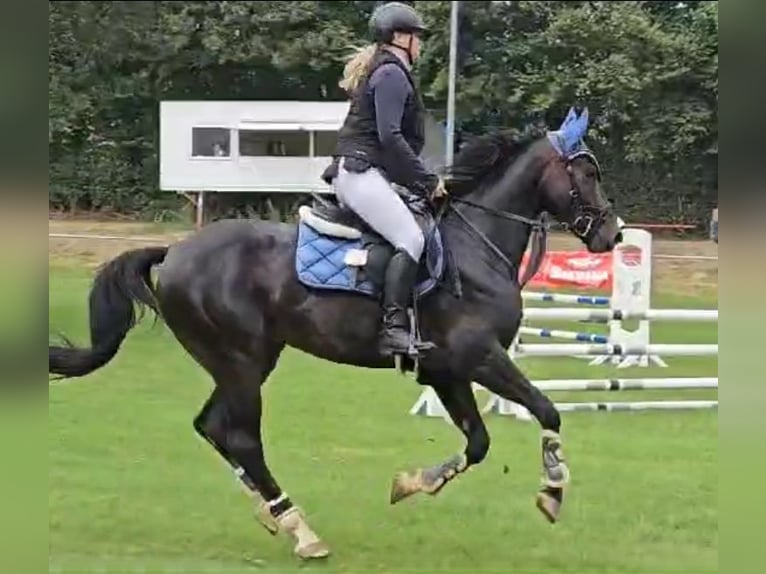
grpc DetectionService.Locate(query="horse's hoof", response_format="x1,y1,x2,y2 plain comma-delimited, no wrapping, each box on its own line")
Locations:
536,487,563,524
390,470,421,504
296,540,331,560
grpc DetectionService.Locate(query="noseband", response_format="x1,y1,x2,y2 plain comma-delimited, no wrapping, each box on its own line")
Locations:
562,186,611,244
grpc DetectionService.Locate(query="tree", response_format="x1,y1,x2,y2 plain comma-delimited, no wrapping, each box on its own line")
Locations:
49,1,717,226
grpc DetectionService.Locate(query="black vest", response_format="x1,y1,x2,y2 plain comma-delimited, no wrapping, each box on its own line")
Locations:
329,49,428,189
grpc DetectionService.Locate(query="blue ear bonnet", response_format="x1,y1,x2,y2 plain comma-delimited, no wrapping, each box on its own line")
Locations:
547,106,601,178
547,106,590,157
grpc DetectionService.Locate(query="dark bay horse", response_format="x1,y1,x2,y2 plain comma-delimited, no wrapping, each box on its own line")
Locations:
49,108,622,559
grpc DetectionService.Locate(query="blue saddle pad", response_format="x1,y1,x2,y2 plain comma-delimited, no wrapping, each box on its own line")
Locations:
295,221,444,298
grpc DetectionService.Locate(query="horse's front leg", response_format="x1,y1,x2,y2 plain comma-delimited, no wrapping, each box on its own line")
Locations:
390,375,489,504
473,343,569,523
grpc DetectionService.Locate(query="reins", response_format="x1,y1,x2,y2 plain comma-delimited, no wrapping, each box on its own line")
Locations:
435,196,550,289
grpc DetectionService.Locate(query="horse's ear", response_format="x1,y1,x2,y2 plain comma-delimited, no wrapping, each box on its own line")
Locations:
559,106,577,131
560,107,589,152
547,106,591,156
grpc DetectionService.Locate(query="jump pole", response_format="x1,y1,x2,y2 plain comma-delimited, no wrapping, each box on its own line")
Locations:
521,308,718,322
514,343,718,357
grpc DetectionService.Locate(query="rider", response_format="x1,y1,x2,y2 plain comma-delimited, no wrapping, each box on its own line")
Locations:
323,2,446,358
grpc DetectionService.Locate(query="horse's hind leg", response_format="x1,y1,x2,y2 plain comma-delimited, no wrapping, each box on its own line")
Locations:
156,270,329,559
473,343,568,523
194,346,330,560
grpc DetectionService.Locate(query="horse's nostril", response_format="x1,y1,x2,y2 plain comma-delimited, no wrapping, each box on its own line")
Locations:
615,232,623,244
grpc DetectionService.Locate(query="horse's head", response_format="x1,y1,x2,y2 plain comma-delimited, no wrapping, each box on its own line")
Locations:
538,107,623,252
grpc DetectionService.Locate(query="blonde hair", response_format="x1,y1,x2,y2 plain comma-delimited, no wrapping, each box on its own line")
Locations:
338,44,378,93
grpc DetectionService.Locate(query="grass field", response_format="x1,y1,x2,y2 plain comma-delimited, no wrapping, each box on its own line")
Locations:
49,226,718,574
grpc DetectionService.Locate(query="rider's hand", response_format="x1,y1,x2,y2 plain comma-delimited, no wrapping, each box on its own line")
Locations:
430,177,448,201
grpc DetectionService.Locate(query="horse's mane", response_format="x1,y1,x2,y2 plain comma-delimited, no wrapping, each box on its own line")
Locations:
445,129,545,197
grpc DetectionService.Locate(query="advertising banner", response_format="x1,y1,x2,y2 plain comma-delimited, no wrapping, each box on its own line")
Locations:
520,251,613,290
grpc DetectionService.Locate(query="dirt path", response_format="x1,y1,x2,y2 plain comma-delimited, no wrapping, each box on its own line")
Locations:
49,220,191,270
49,219,718,298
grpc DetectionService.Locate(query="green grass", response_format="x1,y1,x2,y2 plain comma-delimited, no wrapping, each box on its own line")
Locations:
49,267,717,573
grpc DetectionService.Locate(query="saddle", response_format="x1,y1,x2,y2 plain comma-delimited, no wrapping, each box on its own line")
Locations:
294,189,450,299
305,194,369,237
308,188,431,240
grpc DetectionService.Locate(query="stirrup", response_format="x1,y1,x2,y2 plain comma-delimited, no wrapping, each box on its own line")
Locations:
391,308,435,372
407,308,436,355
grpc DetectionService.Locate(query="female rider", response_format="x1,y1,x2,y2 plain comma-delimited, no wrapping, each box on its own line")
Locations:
323,2,446,359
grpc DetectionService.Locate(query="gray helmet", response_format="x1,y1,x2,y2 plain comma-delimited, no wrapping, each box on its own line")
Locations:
369,2,427,43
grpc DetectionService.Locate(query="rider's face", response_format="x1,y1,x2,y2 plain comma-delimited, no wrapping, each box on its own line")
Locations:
392,31,422,62
409,33,422,61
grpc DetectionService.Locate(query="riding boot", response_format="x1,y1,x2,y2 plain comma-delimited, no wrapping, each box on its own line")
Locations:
379,249,432,357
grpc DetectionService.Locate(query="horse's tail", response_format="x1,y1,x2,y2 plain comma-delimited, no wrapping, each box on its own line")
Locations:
49,246,168,379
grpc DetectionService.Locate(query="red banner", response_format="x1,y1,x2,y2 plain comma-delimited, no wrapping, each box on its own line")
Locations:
520,251,613,291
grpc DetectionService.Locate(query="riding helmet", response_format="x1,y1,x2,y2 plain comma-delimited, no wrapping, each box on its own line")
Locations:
369,2,427,44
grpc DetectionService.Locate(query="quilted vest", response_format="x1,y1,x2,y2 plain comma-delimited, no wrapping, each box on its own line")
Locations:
332,48,427,187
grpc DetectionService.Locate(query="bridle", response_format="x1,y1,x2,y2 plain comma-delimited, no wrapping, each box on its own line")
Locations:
558,150,612,245
560,187,610,243
439,151,609,287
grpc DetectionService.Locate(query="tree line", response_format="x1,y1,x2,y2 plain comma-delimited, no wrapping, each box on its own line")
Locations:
49,1,718,229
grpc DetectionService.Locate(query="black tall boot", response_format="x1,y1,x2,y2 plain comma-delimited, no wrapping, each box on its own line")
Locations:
378,249,433,357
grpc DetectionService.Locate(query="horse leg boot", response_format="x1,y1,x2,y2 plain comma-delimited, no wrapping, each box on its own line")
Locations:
379,248,435,363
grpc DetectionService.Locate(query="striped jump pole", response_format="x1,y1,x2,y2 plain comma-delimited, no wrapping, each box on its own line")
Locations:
514,343,718,357
413,378,720,420
553,400,718,413
521,308,718,323
518,326,609,344
530,377,718,392
488,398,718,418
483,380,719,419
521,292,611,306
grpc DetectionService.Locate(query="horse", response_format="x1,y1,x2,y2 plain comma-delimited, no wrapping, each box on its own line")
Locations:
49,107,623,560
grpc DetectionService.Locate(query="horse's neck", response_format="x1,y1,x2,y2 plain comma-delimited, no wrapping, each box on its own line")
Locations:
460,160,543,272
